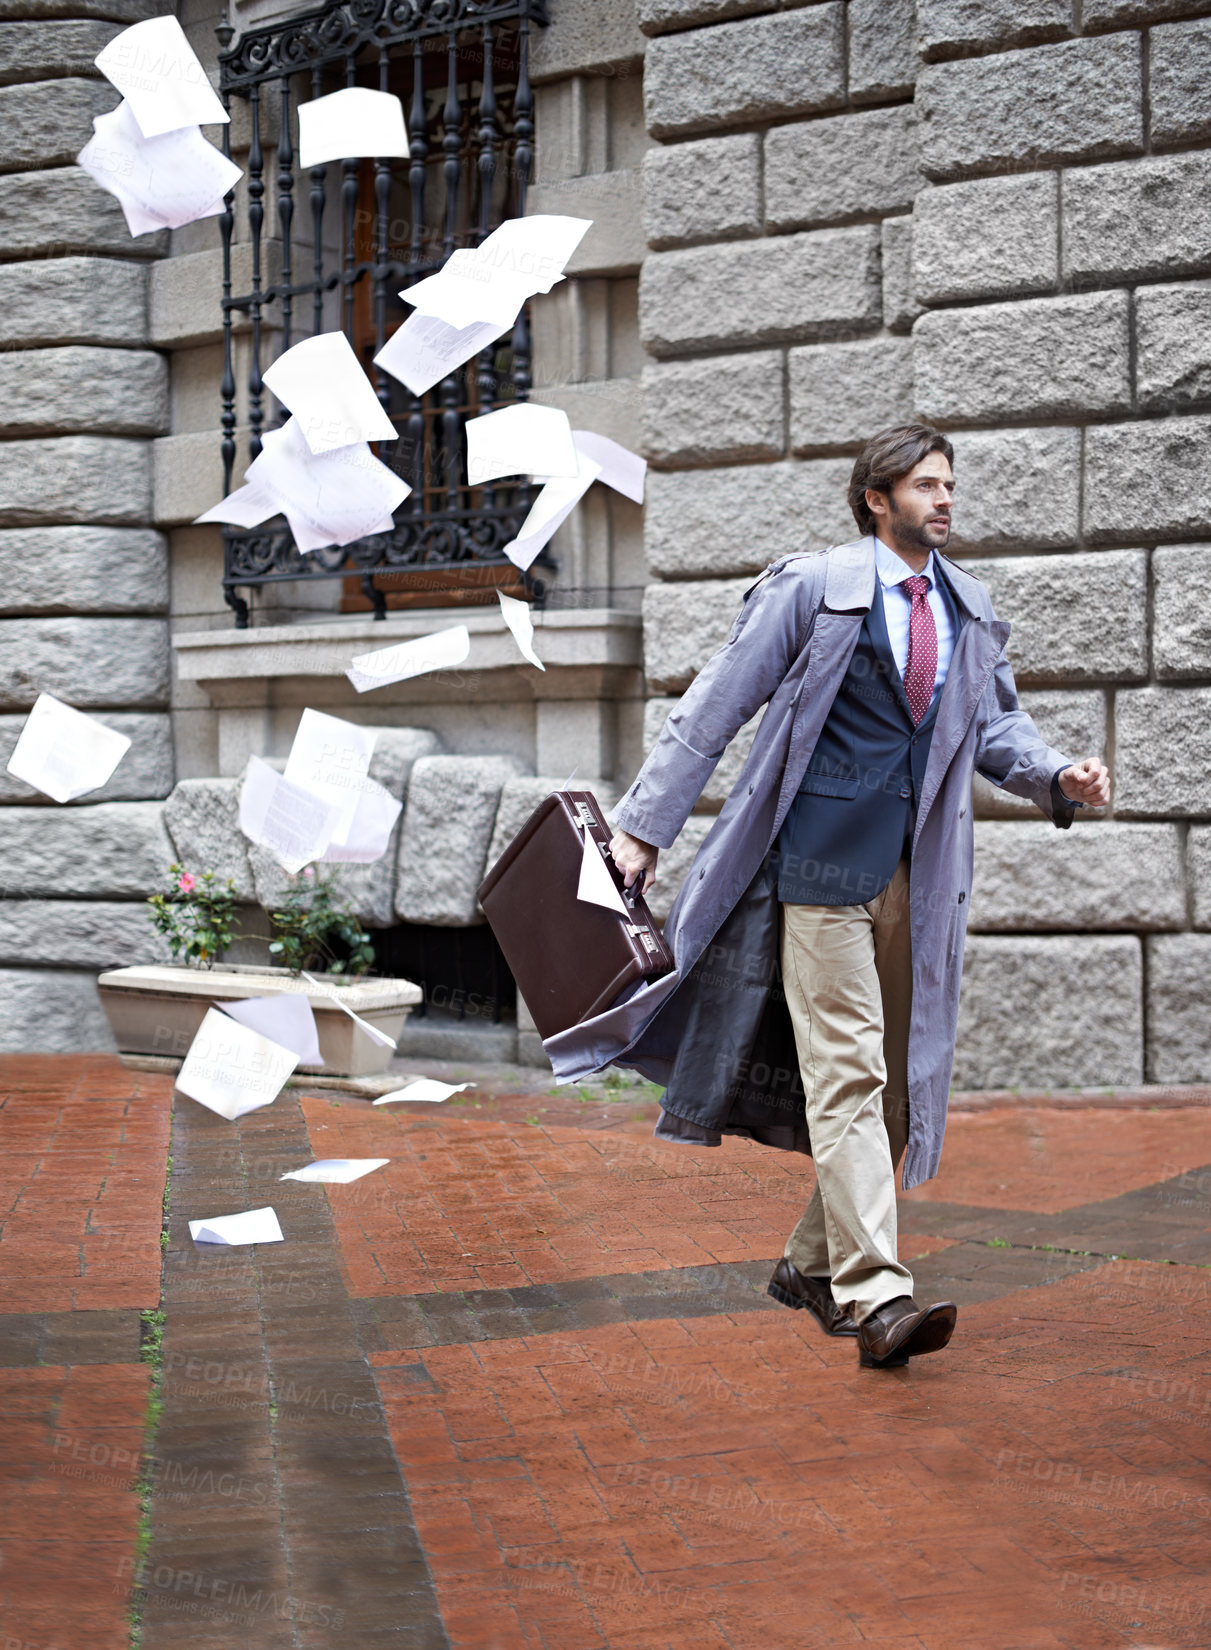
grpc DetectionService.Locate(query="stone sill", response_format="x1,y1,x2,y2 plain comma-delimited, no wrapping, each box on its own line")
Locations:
173,606,644,696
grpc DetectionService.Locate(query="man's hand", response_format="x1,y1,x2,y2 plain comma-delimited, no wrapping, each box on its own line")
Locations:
609,828,659,893
1058,757,1111,808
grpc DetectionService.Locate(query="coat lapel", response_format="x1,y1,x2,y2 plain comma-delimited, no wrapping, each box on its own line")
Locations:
771,610,865,838
768,537,875,835
914,608,1011,845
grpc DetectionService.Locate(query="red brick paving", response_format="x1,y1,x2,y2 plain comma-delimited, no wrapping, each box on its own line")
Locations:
0,1058,173,1313
0,1059,169,1650
0,1361,150,1650
904,1103,1211,1214
375,1259,1211,1649
303,1097,1211,1296
3,1058,1211,1650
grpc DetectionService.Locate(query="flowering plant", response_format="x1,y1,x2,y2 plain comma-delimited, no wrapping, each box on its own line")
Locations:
147,864,240,968
267,867,375,977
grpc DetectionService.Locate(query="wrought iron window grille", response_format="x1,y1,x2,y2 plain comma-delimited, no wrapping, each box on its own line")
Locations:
215,0,552,627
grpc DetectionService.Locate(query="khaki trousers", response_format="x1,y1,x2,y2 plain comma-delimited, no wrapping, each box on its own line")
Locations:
779,857,914,1324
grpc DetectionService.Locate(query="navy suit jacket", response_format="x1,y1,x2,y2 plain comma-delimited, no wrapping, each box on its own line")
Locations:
773,567,963,905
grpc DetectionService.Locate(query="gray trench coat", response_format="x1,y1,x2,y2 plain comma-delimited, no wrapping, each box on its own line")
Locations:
546,536,1076,1188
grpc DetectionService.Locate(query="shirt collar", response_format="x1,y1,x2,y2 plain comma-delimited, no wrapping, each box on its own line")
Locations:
875,536,935,592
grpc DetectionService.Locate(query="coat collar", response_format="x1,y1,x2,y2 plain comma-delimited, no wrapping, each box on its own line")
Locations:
824,536,987,622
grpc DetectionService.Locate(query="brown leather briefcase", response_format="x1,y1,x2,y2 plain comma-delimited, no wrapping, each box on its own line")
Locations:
477,789,675,1041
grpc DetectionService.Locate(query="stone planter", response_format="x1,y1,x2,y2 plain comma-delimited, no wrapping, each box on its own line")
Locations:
97,962,422,1077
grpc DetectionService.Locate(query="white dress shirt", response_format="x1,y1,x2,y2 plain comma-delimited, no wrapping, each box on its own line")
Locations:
874,536,956,705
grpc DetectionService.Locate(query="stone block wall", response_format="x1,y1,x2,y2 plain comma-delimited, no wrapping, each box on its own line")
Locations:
635,0,1211,1087
6,0,1211,1087
0,0,173,1051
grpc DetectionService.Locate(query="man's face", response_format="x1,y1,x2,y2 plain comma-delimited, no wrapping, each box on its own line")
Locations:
875,452,955,552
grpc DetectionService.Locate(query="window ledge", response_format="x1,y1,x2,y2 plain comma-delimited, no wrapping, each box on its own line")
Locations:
173,606,644,694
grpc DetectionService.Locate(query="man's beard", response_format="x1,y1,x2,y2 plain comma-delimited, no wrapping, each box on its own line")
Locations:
888,498,951,552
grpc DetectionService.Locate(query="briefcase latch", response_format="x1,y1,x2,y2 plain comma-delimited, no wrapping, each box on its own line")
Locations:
626,923,659,955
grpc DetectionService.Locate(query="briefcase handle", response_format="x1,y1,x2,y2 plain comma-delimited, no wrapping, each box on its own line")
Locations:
570,792,647,906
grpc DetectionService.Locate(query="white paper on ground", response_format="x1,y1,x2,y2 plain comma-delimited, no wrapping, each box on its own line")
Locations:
568,430,646,504
465,402,577,486
318,776,402,865
297,86,409,170
195,418,409,553
502,452,601,572
220,993,324,1069
279,1158,389,1183
374,312,507,398
239,754,343,873
497,591,544,671
263,332,397,454
95,15,229,138
78,102,243,236
283,709,377,848
373,1078,475,1104
6,693,131,803
577,828,630,916
302,972,398,1050
401,215,591,332
176,1007,299,1121
190,1207,284,1245
346,624,470,693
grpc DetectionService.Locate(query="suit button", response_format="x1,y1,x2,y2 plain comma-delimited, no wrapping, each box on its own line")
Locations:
958,891,966,903
959,807,966,818
748,784,754,795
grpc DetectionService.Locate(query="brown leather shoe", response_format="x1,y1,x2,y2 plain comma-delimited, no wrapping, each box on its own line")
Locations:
767,1258,859,1337
857,1295,958,1369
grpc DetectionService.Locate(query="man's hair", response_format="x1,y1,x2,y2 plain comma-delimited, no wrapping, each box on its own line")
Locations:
847,424,955,535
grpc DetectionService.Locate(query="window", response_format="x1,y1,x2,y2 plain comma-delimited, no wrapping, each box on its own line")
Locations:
216,0,550,626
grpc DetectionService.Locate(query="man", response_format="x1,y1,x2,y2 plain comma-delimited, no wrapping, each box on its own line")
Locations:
579,424,1109,1371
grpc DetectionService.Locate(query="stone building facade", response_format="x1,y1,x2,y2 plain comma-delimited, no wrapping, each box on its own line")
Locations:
0,0,1207,1086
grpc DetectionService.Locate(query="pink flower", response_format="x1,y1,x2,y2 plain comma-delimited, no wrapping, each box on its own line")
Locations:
177,872,196,893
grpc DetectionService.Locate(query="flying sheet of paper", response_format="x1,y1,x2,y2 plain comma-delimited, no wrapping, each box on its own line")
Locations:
568,430,647,504
497,591,544,672
190,1207,284,1245
279,1159,389,1184
302,972,398,1050
239,754,343,873
220,993,323,1069
402,215,591,332
263,331,397,454
318,776,402,865
374,311,507,398
196,417,409,553
78,101,242,236
176,1007,299,1122
6,693,131,804
194,479,274,528
283,709,377,849
95,15,229,138
373,1078,476,1104
465,402,578,486
577,829,630,916
346,624,470,693
478,214,592,290
502,451,601,572
297,86,409,170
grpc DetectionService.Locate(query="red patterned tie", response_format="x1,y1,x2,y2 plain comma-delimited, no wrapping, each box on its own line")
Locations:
901,575,938,725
